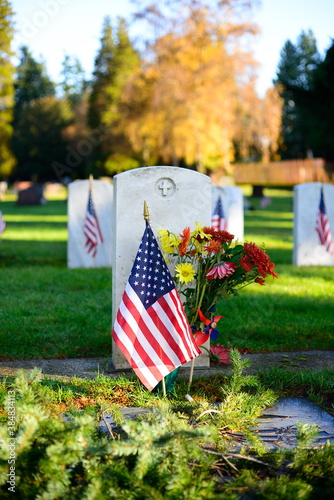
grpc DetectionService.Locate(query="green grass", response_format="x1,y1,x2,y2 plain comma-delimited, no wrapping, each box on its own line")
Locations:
0,186,333,359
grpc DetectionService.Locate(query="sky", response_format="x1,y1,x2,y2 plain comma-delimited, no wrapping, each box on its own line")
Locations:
9,0,334,97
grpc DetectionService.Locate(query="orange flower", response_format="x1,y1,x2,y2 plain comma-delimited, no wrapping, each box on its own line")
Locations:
179,227,191,256
204,240,221,253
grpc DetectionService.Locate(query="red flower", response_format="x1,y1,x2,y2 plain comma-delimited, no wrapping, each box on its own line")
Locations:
255,277,265,285
269,262,279,278
240,255,253,272
202,227,234,243
243,242,278,279
206,262,237,279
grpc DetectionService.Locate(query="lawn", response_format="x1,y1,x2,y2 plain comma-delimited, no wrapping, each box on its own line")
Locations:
0,186,333,360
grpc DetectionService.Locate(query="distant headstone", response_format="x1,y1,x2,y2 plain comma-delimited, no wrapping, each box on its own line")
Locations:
212,185,244,241
67,179,113,269
112,166,212,370
17,184,45,205
44,182,63,197
257,397,334,449
293,182,334,266
0,181,7,200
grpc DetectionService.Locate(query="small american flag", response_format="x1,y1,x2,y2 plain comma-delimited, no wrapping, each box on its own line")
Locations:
315,186,334,255
212,197,227,231
0,212,6,236
83,183,104,257
112,221,201,391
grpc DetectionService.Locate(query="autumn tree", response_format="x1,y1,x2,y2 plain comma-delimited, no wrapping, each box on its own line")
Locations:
233,84,282,163
126,0,260,172
0,0,15,178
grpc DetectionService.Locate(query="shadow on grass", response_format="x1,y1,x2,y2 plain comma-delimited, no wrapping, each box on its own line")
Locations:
0,240,67,267
215,287,334,352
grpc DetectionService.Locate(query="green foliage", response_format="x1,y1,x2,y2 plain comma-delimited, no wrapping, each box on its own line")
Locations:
1,364,334,498
0,370,218,499
0,0,15,178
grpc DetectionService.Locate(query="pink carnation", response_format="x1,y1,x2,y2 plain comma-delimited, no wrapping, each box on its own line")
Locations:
210,345,230,364
206,262,237,279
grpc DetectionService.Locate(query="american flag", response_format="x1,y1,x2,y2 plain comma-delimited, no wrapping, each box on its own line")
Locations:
212,197,227,231
0,212,5,236
83,183,104,257
112,221,201,391
315,186,334,255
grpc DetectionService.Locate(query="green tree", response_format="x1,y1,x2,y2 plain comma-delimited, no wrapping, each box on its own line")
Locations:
13,96,73,181
307,40,334,161
13,46,55,121
12,47,72,181
60,54,88,107
88,16,141,174
0,0,15,178
275,30,321,159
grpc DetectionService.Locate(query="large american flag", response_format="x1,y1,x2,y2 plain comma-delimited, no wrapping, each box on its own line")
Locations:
315,186,334,255
83,184,104,257
212,196,227,231
0,212,5,236
112,221,201,391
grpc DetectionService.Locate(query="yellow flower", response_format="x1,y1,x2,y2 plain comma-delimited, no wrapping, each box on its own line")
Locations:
175,263,196,284
158,229,180,254
191,222,206,239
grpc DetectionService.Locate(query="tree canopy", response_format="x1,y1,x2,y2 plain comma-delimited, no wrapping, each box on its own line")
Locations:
0,0,15,178
4,0,334,181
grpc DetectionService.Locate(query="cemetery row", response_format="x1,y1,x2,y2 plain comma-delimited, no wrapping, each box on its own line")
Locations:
65,169,334,372
1,167,334,373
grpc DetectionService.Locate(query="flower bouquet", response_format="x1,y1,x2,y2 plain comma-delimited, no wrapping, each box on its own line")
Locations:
158,223,278,351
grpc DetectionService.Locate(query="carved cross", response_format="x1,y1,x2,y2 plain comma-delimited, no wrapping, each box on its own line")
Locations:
158,179,173,196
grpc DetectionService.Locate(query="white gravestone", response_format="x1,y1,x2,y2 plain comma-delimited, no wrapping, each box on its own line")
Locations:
212,185,244,241
293,182,334,266
67,180,113,268
112,166,212,370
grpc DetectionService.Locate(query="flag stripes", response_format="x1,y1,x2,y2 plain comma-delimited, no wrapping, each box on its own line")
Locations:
83,185,104,257
212,197,227,231
113,284,199,390
315,186,334,255
112,221,201,391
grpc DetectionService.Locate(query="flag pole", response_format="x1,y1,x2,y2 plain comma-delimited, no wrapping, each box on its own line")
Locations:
143,201,167,397
188,358,195,391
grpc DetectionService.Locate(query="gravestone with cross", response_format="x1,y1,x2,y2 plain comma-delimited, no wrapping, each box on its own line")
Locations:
212,185,244,241
67,179,113,268
293,182,334,266
111,166,212,370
